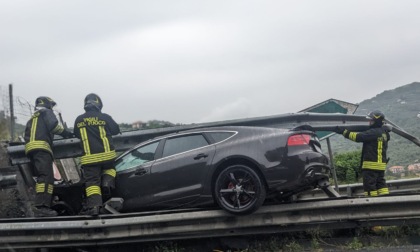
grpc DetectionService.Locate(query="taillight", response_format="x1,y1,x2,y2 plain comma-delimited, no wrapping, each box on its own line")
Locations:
287,134,311,146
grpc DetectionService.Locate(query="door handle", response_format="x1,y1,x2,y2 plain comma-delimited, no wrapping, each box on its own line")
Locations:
134,169,147,176
194,153,208,160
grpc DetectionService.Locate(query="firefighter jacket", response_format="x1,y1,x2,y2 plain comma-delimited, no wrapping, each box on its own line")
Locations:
342,127,390,171
24,108,66,156
74,110,120,165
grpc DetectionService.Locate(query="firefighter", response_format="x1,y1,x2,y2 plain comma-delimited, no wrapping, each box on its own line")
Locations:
335,110,391,197
74,93,120,216
24,96,73,217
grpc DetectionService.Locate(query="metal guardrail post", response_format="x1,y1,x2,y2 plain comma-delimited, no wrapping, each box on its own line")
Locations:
326,137,339,190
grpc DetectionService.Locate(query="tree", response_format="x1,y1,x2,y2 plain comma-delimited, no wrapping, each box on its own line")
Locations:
333,150,362,184
0,114,10,141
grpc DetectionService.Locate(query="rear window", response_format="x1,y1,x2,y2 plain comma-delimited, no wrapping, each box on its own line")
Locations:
207,132,235,143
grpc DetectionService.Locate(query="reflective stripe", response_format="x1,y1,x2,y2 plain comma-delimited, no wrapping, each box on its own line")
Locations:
80,128,91,155
86,185,101,197
378,138,383,164
35,183,53,194
52,124,64,134
365,190,378,197
103,168,116,177
25,141,52,154
36,183,45,193
81,151,117,165
362,161,386,170
30,117,38,142
47,184,54,194
99,126,110,152
378,187,389,195
349,132,358,141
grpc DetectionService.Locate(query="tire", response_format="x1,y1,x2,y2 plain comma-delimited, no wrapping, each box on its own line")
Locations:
214,164,266,215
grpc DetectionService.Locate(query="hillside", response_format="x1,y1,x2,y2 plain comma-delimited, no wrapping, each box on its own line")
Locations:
329,82,420,167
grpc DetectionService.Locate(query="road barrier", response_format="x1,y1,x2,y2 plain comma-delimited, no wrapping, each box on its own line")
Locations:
1,194,420,249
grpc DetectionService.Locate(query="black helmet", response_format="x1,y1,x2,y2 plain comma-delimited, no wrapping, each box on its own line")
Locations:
35,96,56,110
367,110,385,127
84,93,103,111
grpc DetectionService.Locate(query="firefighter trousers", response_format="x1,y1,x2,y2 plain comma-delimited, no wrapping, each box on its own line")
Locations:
82,161,116,208
362,169,389,196
29,151,54,207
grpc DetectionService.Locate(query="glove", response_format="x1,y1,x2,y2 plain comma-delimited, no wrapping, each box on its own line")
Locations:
382,124,392,132
334,126,345,134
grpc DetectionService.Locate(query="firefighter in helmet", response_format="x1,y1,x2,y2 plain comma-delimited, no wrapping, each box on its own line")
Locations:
24,96,73,217
335,110,391,196
74,93,120,215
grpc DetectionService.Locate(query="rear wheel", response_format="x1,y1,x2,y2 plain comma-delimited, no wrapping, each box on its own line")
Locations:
214,164,266,215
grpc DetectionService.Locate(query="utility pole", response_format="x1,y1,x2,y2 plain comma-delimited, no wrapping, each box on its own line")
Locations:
9,83,15,141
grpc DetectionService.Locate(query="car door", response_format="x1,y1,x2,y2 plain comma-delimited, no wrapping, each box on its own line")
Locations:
147,133,216,207
114,140,160,211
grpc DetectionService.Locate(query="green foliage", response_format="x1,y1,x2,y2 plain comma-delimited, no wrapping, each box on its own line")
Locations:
0,117,9,141
119,120,177,132
118,122,133,132
145,120,176,129
346,237,363,250
0,110,26,141
333,150,361,183
284,240,303,252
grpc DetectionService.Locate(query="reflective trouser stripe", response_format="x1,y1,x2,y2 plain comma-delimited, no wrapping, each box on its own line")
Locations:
364,190,378,197
378,187,389,195
85,184,102,207
86,185,101,197
48,184,53,194
103,168,116,177
36,183,45,193
36,183,53,194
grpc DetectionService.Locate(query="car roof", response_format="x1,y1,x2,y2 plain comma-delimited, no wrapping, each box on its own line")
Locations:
160,125,286,137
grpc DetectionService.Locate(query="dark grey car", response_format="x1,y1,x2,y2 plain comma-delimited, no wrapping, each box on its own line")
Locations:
114,126,330,215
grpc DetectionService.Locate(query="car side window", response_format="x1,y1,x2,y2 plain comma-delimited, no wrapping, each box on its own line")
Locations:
115,141,159,172
207,132,235,143
162,134,208,158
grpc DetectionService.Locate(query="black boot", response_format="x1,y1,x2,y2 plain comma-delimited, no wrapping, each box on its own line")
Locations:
32,206,58,217
79,206,100,216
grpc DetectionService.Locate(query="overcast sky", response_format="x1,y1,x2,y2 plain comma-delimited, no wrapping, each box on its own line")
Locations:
1,0,419,126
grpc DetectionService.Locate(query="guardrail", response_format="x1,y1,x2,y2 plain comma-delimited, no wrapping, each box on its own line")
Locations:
296,177,420,200
0,166,17,188
7,113,373,165
2,194,420,249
